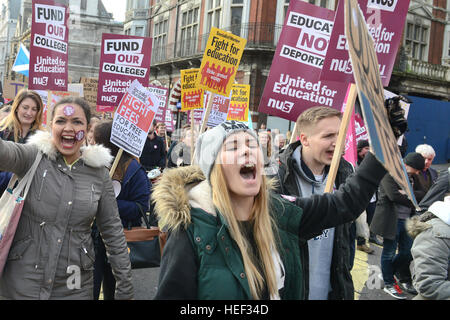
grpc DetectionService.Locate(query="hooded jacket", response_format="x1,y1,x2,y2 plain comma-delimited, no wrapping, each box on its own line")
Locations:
406,208,450,300
0,131,133,300
272,140,355,300
153,152,386,300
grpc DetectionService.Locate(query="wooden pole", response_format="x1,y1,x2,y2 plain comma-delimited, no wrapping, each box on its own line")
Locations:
190,112,195,164
324,83,358,193
289,122,298,145
200,92,215,134
109,148,123,178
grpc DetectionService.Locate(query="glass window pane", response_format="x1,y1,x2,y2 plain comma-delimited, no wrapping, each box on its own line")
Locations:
216,0,221,7
214,11,220,27
207,13,212,31
208,0,214,10
194,8,199,21
414,25,420,40
232,0,243,3
182,12,187,26
421,28,427,42
188,10,193,24
231,7,242,25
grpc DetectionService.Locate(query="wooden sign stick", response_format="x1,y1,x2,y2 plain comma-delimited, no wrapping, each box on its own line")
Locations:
109,148,123,178
200,93,215,134
324,83,358,193
190,112,195,164
289,122,298,145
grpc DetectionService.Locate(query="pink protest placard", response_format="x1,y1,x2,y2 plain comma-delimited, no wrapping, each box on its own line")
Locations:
321,0,410,87
97,34,153,112
149,85,175,132
258,1,348,121
29,0,69,91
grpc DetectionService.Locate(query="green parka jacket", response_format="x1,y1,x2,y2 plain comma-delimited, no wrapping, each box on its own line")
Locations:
153,152,386,300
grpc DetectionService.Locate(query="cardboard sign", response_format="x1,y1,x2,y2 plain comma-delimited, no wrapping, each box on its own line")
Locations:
2,79,27,100
204,91,231,128
181,69,203,111
97,34,153,111
149,85,174,132
344,0,417,206
258,1,348,121
29,0,69,91
227,84,250,122
197,27,246,96
321,0,409,87
187,108,204,126
110,80,159,158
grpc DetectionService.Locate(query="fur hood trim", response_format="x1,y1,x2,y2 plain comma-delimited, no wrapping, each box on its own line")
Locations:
27,130,113,168
153,165,211,231
406,214,432,239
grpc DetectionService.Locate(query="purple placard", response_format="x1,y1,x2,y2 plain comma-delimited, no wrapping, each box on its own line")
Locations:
258,1,348,121
149,85,175,132
97,33,153,111
29,0,69,91
321,0,410,87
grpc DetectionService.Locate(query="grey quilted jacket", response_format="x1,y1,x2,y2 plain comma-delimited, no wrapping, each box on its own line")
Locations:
0,131,133,300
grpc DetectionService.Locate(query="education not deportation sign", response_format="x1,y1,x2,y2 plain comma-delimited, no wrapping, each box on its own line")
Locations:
197,27,246,97
29,0,69,91
97,34,153,112
321,0,410,87
111,80,160,158
344,0,417,207
258,1,348,122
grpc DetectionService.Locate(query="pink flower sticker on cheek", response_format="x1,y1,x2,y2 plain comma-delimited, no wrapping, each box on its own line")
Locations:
63,105,75,117
75,130,85,141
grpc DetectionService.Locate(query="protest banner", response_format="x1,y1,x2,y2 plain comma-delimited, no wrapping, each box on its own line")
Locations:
187,108,204,126
258,1,348,122
29,0,69,91
204,91,231,128
197,27,246,97
110,80,159,161
2,79,27,100
321,0,410,87
149,85,174,132
227,84,250,122
181,69,203,111
344,0,417,207
45,90,79,128
97,34,153,112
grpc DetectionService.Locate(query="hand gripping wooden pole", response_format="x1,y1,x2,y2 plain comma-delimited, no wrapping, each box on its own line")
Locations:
324,83,358,193
109,148,123,178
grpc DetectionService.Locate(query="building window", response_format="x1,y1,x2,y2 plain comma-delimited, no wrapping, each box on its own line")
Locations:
154,19,168,62
405,22,428,61
308,0,331,9
80,0,87,10
230,0,244,37
135,26,144,36
207,0,222,31
180,8,199,57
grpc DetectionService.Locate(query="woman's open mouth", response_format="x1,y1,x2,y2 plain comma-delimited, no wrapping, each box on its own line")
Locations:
61,135,76,149
240,163,256,180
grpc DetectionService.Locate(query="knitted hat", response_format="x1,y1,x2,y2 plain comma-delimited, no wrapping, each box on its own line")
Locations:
193,121,259,181
357,139,369,152
404,152,425,171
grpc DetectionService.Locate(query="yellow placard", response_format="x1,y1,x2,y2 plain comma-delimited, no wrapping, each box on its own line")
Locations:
197,27,246,97
227,84,250,122
181,69,204,111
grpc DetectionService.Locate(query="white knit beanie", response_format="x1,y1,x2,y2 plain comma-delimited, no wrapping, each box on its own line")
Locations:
193,120,259,181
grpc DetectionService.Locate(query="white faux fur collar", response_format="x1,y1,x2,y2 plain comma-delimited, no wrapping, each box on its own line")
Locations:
27,130,114,168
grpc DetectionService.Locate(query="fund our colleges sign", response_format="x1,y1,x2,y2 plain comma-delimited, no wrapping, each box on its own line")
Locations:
97,34,153,112
258,1,348,121
29,0,69,91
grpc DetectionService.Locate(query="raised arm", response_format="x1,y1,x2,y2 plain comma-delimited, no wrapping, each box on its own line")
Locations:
0,136,38,177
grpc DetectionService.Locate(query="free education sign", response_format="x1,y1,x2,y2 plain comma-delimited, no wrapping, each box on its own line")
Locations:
29,0,69,91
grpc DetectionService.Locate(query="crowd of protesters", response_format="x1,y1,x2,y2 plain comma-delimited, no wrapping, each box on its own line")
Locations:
0,89,448,300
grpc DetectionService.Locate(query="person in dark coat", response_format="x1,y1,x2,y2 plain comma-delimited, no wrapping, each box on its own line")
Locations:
140,121,166,170
419,168,450,211
370,152,427,299
415,144,439,192
91,120,151,300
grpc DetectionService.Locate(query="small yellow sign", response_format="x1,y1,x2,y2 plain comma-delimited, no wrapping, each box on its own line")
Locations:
197,27,247,97
181,69,204,112
227,84,250,122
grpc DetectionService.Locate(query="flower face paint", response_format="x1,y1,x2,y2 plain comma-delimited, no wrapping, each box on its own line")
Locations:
75,130,85,141
63,105,75,117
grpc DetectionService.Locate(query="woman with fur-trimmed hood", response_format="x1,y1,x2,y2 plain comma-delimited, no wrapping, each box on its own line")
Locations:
407,200,450,300
153,120,387,300
0,97,133,300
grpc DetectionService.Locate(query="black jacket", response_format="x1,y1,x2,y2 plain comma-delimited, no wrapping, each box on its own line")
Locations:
419,168,449,211
271,140,356,300
139,133,166,170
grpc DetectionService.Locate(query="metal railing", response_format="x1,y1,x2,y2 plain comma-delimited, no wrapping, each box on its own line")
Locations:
151,23,283,65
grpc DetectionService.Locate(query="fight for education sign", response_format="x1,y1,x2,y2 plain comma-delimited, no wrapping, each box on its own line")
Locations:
258,1,348,121
97,34,153,111
29,0,69,91
181,69,204,111
111,80,160,158
197,27,246,96
227,84,250,122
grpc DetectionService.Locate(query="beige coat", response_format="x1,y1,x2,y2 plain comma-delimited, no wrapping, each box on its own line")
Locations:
0,131,133,300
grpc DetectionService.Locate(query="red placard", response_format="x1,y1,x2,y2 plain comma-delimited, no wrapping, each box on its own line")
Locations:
97,34,153,112
29,0,69,91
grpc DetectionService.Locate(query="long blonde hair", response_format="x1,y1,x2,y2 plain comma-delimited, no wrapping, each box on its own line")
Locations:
210,164,279,300
0,89,44,142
